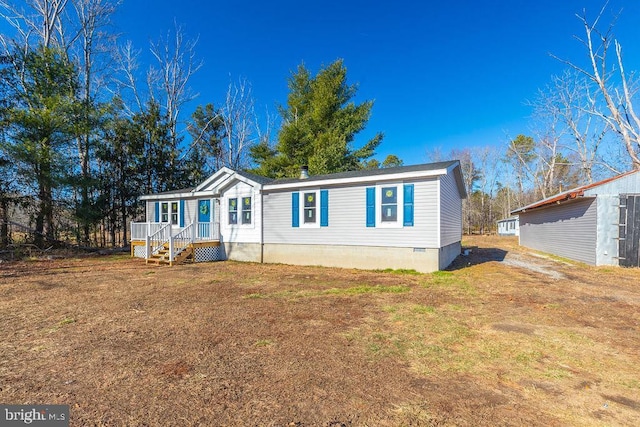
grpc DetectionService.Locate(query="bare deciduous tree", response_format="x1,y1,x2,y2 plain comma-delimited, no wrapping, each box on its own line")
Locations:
149,23,202,153
0,0,70,49
531,71,616,185
112,40,145,115
220,77,259,170
553,2,640,170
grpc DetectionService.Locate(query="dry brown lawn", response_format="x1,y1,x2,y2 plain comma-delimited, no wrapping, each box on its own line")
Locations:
1,236,639,426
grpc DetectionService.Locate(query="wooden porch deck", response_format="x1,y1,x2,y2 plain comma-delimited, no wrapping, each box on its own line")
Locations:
131,240,222,266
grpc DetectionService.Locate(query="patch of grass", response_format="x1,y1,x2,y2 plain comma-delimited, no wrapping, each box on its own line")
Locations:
380,268,422,275
245,285,411,299
244,293,267,299
515,350,544,366
59,317,76,326
348,304,475,373
48,317,76,333
104,254,131,261
533,251,581,266
411,304,436,314
421,271,476,295
621,379,640,390
322,285,410,296
543,366,573,380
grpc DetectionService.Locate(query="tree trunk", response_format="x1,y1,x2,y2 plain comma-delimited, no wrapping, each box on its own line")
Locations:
0,197,9,247
121,195,127,247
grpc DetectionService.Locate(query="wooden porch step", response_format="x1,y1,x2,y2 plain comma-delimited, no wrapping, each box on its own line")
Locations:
145,245,195,266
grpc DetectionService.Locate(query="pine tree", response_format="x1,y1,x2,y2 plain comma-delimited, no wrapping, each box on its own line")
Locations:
251,59,383,178
4,46,82,246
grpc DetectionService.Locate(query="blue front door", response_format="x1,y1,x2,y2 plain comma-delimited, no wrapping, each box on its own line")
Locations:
198,199,211,238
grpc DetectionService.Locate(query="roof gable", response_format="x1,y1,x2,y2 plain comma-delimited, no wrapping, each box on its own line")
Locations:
195,167,270,193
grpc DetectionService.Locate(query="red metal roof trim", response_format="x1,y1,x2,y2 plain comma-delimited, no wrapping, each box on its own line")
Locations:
512,169,639,214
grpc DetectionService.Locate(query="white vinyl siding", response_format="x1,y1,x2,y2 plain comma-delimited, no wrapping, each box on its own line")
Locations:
519,197,597,265
440,172,463,246
146,200,155,223
263,179,439,248
220,181,261,243
184,199,197,225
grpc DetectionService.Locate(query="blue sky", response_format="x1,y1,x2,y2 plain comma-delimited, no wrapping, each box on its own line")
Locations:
8,1,640,164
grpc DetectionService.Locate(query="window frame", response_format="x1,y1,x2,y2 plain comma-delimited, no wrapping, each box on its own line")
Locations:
299,189,321,228
241,196,252,225
226,193,254,228
375,183,404,228
228,197,238,225
159,201,180,226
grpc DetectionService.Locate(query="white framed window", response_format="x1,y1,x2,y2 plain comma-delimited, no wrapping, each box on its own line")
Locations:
381,186,398,222
228,198,238,225
300,190,320,228
376,183,403,228
227,194,254,227
241,196,252,224
160,201,180,225
161,202,169,223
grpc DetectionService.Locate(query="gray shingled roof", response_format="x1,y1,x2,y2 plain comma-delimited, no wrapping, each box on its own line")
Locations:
268,161,458,185
149,161,458,196
235,170,274,185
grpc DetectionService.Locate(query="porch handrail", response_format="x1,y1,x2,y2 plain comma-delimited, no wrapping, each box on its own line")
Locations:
146,223,172,259
170,222,194,262
131,222,165,241
196,221,220,241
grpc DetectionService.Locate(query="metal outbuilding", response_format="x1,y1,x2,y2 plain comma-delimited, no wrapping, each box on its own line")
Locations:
512,170,640,267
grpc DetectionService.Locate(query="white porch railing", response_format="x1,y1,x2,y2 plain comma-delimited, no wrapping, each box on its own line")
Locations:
146,223,172,259
131,221,220,262
130,222,220,242
131,222,166,241
170,223,194,262
196,222,220,241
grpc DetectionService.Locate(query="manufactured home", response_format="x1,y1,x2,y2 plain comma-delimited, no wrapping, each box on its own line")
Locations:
512,169,640,267
497,216,519,236
131,161,467,272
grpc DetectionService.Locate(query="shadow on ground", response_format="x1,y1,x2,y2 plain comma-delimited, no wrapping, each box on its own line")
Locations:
446,246,508,271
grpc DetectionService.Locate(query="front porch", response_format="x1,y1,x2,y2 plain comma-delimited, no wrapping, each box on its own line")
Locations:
130,221,223,265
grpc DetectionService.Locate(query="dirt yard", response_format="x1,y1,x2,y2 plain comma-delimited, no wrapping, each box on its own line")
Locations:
1,236,639,426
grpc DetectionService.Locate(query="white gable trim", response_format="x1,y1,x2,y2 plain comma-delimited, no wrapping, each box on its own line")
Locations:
141,168,265,201
194,167,235,192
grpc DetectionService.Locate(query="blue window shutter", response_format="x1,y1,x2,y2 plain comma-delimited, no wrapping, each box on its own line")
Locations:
320,190,329,227
292,192,299,227
366,187,375,227
179,199,185,227
403,184,414,226
154,202,159,223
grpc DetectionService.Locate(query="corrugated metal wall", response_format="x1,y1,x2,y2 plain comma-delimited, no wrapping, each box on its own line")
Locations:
519,197,597,265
